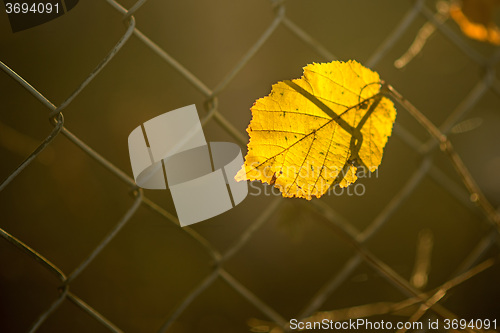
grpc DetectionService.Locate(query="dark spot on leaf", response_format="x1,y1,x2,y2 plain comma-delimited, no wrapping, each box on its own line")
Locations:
359,100,369,110
270,173,277,185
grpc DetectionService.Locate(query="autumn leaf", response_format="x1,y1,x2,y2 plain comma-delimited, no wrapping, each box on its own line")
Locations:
450,0,500,45
235,60,396,200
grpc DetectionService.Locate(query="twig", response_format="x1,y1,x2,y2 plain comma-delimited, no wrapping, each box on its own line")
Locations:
410,229,434,289
394,0,450,69
382,83,500,233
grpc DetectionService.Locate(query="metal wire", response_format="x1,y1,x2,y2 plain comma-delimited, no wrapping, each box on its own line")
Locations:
1,0,499,332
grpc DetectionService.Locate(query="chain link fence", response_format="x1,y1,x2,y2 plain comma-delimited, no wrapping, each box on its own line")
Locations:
1,0,500,332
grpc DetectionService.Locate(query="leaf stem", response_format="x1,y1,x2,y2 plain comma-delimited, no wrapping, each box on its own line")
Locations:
381,82,500,233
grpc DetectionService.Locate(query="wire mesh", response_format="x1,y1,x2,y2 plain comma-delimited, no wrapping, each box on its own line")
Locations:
1,0,499,332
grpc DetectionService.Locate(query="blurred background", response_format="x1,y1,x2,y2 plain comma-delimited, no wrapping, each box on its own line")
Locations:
0,0,499,332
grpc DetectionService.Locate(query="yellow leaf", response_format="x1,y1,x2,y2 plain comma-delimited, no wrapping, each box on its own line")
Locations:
450,0,500,45
235,60,396,200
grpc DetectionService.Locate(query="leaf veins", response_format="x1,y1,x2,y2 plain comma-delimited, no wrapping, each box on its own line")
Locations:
236,60,396,200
